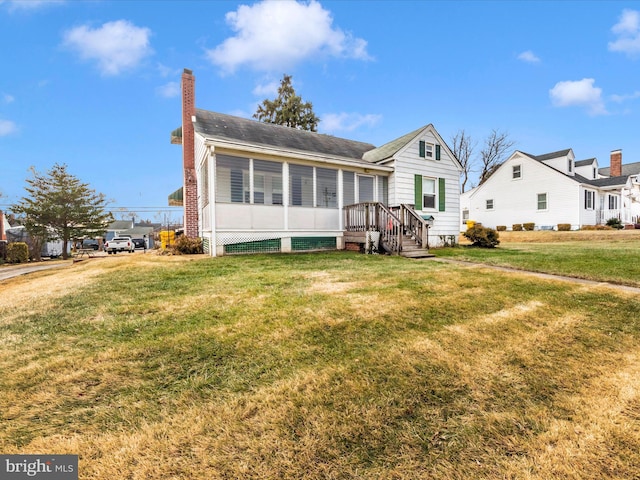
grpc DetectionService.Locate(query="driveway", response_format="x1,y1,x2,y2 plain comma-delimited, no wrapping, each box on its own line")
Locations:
0,261,73,282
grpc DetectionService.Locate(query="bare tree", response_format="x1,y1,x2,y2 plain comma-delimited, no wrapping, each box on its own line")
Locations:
451,130,477,193
478,129,516,185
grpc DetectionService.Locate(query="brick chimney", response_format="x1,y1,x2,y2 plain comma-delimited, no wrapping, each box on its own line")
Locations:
610,149,622,177
0,210,5,241
182,68,199,238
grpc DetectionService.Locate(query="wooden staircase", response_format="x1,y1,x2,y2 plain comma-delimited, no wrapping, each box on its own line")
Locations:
343,202,433,258
397,234,434,259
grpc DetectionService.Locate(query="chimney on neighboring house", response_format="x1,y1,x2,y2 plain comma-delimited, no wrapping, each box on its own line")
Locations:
181,68,199,238
610,149,622,177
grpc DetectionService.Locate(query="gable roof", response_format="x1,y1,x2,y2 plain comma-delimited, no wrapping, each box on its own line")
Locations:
521,149,572,162
194,109,376,161
362,126,424,163
599,161,640,177
575,158,597,167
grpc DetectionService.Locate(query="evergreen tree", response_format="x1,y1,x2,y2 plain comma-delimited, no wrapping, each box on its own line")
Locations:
12,163,112,259
254,74,320,132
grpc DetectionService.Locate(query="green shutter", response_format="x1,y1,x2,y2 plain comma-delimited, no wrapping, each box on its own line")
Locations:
414,175,422,209
419,141,425,158
436,144,441,161
438,178,446,211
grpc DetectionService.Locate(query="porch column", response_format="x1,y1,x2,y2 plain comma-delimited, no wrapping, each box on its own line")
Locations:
283,162,289,230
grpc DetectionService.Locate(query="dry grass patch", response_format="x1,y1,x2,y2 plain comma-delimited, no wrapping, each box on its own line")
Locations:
1,252,640,478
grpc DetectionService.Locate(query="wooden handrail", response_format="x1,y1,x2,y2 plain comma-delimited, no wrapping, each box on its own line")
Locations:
400,204,429,249
344,202,429,253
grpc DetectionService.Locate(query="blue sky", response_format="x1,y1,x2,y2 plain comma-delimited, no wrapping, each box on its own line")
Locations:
1,0,640,223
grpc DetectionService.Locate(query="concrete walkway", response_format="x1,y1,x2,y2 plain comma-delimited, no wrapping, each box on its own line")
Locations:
0,261,73,282
429,257,640,295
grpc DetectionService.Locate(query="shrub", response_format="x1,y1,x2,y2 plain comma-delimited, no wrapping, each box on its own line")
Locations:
557,223,572,231
496,225,507,231
512,224,523,231
171,236,203,255
7,242,29,263
0,241,6,261
606,217,624,230
463,224,500,248
581,225,611,231
523,222,535,231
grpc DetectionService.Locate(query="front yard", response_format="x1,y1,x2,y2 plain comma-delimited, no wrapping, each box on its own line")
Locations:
1,248,639,479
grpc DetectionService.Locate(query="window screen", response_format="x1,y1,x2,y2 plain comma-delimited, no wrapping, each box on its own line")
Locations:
343,171,355,206
358,176,374,202
216,155,249,203
290,164,314,206
378,176,388,204
316,167,337,208
253,160,283,205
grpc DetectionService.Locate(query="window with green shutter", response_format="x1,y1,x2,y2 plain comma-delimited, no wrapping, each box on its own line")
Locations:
419,141,425,158
436,144,441,161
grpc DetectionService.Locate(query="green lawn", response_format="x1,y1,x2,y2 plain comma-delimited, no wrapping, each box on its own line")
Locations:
435,237,640,287
1,252,639,479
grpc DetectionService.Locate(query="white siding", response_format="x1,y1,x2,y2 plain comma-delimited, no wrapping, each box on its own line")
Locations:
392,129,461,242
468,154,581,229
542,151,574,176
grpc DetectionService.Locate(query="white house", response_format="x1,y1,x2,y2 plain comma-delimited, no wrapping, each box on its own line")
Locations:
171,69,462,256
461,148,639,230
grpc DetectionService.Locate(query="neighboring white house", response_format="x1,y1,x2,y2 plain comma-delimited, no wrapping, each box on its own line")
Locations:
172,69,462,256
461,148,639,230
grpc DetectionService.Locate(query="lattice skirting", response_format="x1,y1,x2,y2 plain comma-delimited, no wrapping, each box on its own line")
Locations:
215,232,339,255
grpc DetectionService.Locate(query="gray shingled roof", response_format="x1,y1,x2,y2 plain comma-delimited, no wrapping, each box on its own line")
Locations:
588,175,629,187
362,126,425,163
575,158,596,167
528,149,572,162
599,161,640,177
194,109,376,160
522,150,627,187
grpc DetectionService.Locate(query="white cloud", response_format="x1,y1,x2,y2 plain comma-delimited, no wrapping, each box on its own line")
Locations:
0,119,17,136
207,0,371,74
320,112,382,133
517,50,540,64
156,81,180,98
549,78,607,116
609,9,640,57
2,93,14,103
610,90,640,103
1,0,65,12
62,20,153,76
252,80,280,97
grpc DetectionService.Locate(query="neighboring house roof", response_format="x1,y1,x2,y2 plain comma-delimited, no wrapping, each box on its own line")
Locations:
107,220,134,230
520,150,627,188
599,161,640,177
575,158,597,167
588,175,629,188
194,109,376,161
526,149,572,162
120,227,154,237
